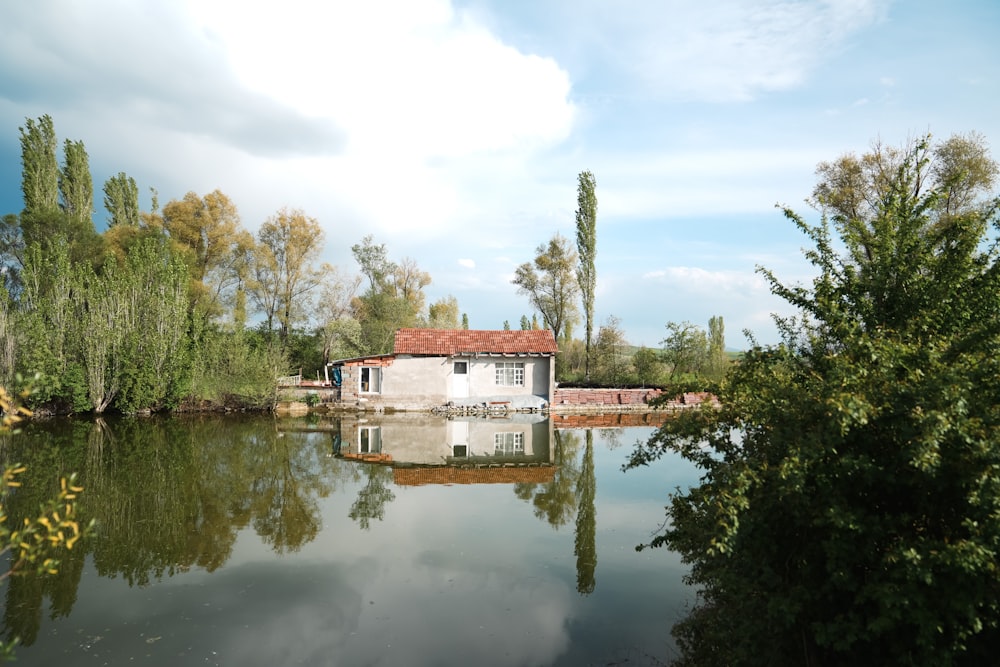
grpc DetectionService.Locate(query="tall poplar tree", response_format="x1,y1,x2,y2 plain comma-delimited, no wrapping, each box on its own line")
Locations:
59,138,93,226
103,172,140,227
19,115,59,217
574,171,597,379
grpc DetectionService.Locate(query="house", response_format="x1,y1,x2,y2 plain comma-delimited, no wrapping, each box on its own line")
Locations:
328,328,558,412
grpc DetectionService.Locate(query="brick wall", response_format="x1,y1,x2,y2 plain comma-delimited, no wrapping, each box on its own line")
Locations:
551,388,717,412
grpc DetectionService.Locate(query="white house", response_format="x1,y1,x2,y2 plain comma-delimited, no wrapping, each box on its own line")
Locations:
328,328,558,411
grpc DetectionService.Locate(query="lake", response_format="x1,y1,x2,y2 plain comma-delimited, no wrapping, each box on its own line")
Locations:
0,412,698,666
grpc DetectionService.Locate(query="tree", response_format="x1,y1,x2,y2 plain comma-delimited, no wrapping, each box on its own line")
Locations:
162,190,254,319
103,172,140,227
592,315,628,386
19,115,58,218
520,315,530,330
427,296,460,329
660,321,708,381
19,117,102,266
59,139,93,227
628,135,1000,665
706,315,727,381
512,233,579,343
316,267,362,363
632,346,662,387
350,236,429,354
575,171,598,379
249,208,329,345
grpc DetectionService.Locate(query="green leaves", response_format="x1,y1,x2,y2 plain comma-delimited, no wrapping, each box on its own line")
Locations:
639,135,1000,665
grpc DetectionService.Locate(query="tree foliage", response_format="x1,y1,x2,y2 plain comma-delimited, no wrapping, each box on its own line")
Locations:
512,233,579,344
250,208,328,346
629,134,1000,666
575,170,597,378
103,172,140,227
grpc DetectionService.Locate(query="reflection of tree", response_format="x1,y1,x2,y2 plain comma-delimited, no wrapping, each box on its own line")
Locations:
574,429,597,595
517,429,582,528
2,414,353,647
349,464,396,530
602,427,625,450
248,430,324,553
2,421,91,647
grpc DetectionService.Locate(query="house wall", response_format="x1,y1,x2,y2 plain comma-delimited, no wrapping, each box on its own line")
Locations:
465,356,551,400
337,354,555,410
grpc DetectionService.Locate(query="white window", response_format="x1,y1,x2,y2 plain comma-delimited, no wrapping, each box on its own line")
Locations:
359,426,382,453
494,432,525,456
495,362,525,387
360,367,381,393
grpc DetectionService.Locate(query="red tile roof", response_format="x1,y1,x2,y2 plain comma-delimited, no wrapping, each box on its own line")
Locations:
393,328,558,355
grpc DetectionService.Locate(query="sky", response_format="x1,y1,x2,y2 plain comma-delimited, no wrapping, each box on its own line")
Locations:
1,0,998,348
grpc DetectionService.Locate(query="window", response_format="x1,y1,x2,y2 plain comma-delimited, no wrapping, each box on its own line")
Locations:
360,367,381,393
453,445,468,457
494,432,525,456
453,361,468,374
495,362,525,387
359,426,382,453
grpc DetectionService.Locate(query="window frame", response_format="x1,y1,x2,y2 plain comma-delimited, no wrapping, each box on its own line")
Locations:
494,361,525,387
360,366,382,394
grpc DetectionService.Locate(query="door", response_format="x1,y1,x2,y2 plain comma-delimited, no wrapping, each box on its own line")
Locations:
451,360,469,399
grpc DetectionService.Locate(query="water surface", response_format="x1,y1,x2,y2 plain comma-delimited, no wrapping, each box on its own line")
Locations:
0,413,697,666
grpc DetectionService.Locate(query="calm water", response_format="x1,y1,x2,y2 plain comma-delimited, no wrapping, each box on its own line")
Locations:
0,413,698,666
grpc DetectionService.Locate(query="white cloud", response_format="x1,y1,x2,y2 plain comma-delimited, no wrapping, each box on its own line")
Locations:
559,0,889,102
458,258,476,269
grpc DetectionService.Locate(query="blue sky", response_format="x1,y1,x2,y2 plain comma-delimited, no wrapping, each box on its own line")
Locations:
1,0,998,347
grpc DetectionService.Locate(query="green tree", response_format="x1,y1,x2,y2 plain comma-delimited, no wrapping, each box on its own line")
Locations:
18,116,58,218
427,295,460,329
59,139,93,226
520,315,530,330
629,135,1000,665
102,172,140,227
660,321,708,381
592,315,628,386
461,312,469,329
350,236,429,353
632,346,662,387
575,171,597,379
19,117,102,267
512,233,579,343
706,315,727,381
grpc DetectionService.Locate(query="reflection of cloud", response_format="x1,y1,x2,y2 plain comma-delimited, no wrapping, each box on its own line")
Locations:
344,549,574,666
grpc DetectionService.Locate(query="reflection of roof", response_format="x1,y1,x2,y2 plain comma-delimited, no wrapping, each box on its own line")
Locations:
393,329,558,355
552,413,672,429
394,465,556,486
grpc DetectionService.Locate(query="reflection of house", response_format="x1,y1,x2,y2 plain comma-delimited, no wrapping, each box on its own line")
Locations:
328,329,558,412
335,413,553,467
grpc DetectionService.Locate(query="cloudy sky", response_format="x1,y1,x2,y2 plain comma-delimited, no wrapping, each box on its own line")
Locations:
1,0,998,347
